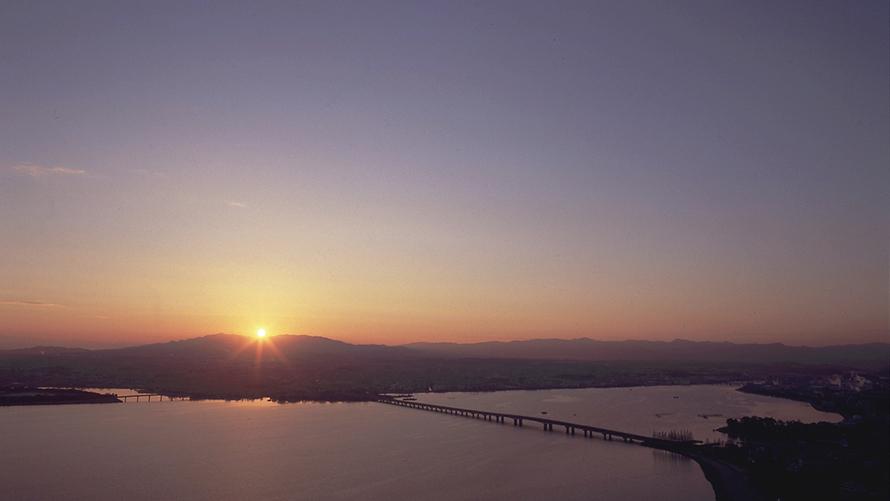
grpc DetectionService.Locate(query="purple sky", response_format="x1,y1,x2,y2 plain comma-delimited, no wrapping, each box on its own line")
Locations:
0,1,887,347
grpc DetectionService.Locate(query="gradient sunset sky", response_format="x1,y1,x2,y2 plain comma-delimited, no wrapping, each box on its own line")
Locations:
1,1,888,348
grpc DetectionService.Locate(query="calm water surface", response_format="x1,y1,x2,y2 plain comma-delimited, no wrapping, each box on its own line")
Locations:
415,384,842,442
1,393,713,501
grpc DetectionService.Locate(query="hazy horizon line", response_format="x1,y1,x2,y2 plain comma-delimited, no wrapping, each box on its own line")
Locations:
3,331,888,352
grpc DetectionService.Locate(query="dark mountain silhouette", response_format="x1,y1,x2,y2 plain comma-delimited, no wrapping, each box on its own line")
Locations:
0,334,421,401
403,338,890,368
1,334,887,403
98,333,415,360
0,346,90,356
2,335,887,368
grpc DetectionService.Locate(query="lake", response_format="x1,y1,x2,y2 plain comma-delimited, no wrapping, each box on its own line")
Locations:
411,383,842,442
0,385,841,500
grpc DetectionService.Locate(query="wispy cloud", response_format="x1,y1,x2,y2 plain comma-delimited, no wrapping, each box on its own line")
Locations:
0,299,66,308
10,164,86,177
226,201,248,208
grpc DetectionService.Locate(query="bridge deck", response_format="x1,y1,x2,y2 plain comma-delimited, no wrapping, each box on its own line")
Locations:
116,394,185,402
377,397,698,448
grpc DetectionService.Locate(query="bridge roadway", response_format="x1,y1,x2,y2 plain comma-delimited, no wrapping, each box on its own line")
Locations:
377,397,698,448
116,394,186,402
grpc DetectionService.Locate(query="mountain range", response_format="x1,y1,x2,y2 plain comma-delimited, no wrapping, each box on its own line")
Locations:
403,338,890,368
2,334,888,401
3,334,888,369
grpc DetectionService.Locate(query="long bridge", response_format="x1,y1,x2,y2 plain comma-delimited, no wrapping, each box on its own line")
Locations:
116,394,187,402
377,396,699,449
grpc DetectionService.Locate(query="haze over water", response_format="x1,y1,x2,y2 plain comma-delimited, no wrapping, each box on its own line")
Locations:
414,384,842,442
0,398,712,501
0,385,841,501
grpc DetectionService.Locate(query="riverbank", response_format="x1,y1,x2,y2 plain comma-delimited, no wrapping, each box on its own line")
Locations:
0,387,120,406
679,449,765,501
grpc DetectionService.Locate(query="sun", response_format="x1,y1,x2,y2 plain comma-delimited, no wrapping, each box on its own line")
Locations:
256,328,267,338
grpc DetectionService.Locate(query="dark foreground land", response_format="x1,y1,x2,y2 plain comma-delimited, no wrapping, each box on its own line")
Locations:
707,373,890,500
0,386,120,406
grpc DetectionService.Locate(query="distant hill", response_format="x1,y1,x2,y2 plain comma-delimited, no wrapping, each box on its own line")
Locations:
0,346,90,356
403,338,890,369
3,335,887,368
101,333,416,360
1,334,888,401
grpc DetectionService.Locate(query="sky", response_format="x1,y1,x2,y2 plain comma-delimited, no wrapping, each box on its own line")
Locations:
1,1,888,348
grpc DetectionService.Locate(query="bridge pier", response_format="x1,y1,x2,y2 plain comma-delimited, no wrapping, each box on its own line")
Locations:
377,398,669,450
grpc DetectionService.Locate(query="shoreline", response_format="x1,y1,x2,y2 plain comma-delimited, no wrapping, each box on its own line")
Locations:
0,399,120,406
0,388,121,407
4,385,769,500
678,448,764,501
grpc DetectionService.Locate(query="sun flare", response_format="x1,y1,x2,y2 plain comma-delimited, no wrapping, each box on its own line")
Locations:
256,328,267,338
